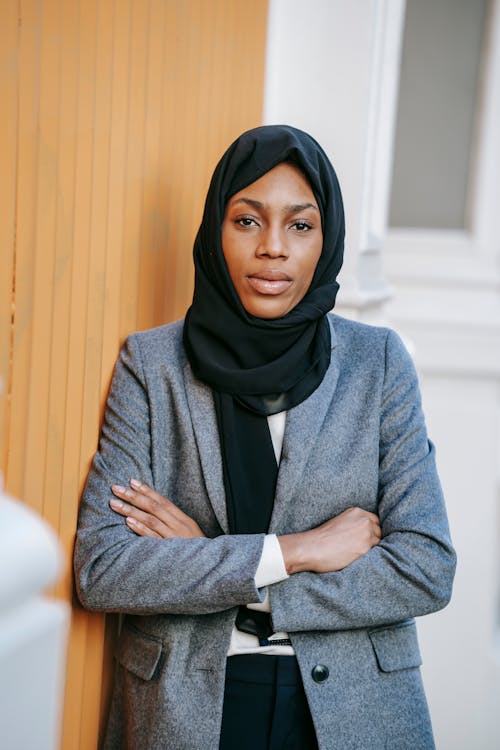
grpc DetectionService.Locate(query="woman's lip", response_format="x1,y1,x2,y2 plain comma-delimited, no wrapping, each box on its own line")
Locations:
246,272,293,295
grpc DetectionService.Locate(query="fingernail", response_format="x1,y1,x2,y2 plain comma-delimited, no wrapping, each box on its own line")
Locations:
112,485,126,493
126,516,138,526
130,479,141,489
110,499,123,509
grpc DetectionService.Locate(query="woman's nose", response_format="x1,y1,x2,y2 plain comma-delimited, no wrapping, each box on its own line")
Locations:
256,225,288,258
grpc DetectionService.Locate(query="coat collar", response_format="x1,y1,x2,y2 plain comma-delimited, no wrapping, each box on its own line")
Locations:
183,316,339,534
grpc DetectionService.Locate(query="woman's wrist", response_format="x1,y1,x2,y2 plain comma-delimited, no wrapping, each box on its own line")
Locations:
277,532,310,575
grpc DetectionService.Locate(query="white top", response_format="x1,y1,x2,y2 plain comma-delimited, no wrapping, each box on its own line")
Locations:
227,411,294,656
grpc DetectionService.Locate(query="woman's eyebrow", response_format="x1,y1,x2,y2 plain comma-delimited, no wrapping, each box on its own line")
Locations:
286,202,318,213
229,197,318,212
230,198,264,209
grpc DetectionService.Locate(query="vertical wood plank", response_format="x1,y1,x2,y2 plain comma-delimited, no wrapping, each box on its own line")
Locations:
7,0,40,499
59,0,97,567
25,0,61,520
44,0,78,543
100,0,131,391
0,0,19,474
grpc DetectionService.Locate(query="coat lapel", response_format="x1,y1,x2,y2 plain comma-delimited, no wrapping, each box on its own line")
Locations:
183,316,339,536
183,361,230,533
269,321,339,532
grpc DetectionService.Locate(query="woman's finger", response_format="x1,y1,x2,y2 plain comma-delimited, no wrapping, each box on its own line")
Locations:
110,485,175,529
129,479,180,512
110,497,173,537
112,482,182,525
129,479,199,526
124,481,206,537
110,482,206,538
125,515,162,538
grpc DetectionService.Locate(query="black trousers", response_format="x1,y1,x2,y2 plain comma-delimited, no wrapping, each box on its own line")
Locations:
219,655,319,750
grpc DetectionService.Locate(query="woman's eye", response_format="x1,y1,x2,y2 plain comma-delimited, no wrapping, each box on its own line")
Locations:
292,221,312,232
236,217,257,227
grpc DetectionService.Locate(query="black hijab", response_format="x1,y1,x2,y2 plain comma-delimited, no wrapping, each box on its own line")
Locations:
183,125,345,534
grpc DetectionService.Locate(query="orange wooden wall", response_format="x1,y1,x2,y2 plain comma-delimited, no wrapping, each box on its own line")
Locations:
0,1,268,746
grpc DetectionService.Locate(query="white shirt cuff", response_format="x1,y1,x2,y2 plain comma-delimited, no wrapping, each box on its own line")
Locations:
254,534,289,588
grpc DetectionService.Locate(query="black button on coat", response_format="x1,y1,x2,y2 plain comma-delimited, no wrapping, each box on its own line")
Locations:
311,664,329,683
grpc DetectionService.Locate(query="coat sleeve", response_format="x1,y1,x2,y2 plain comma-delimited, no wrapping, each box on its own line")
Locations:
74,334,265,616
269,329,457,633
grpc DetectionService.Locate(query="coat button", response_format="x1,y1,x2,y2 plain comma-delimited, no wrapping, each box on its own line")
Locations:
311,664,329,683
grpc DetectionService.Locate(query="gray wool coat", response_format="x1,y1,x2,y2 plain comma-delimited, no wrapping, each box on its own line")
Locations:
74,314,456,750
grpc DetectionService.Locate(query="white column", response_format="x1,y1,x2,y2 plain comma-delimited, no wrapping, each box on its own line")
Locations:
0,479,69,750
264,0,406,323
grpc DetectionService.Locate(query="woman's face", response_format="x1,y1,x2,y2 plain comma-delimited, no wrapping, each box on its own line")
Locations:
221,162,323,319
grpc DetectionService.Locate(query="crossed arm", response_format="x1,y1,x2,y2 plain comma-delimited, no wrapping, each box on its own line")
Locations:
75,328,455,624
110,479,382,575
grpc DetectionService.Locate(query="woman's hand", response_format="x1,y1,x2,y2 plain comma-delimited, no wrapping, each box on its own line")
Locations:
278,507,381,574
110,479,206,539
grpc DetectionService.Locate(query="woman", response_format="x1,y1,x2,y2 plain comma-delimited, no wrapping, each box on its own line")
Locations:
74,125,456,749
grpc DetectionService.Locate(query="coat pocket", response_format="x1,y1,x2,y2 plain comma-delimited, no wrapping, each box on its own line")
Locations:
368,619,422,673
114,623,164,681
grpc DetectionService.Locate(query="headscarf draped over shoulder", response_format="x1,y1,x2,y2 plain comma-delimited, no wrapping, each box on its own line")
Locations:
183,124,345,415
